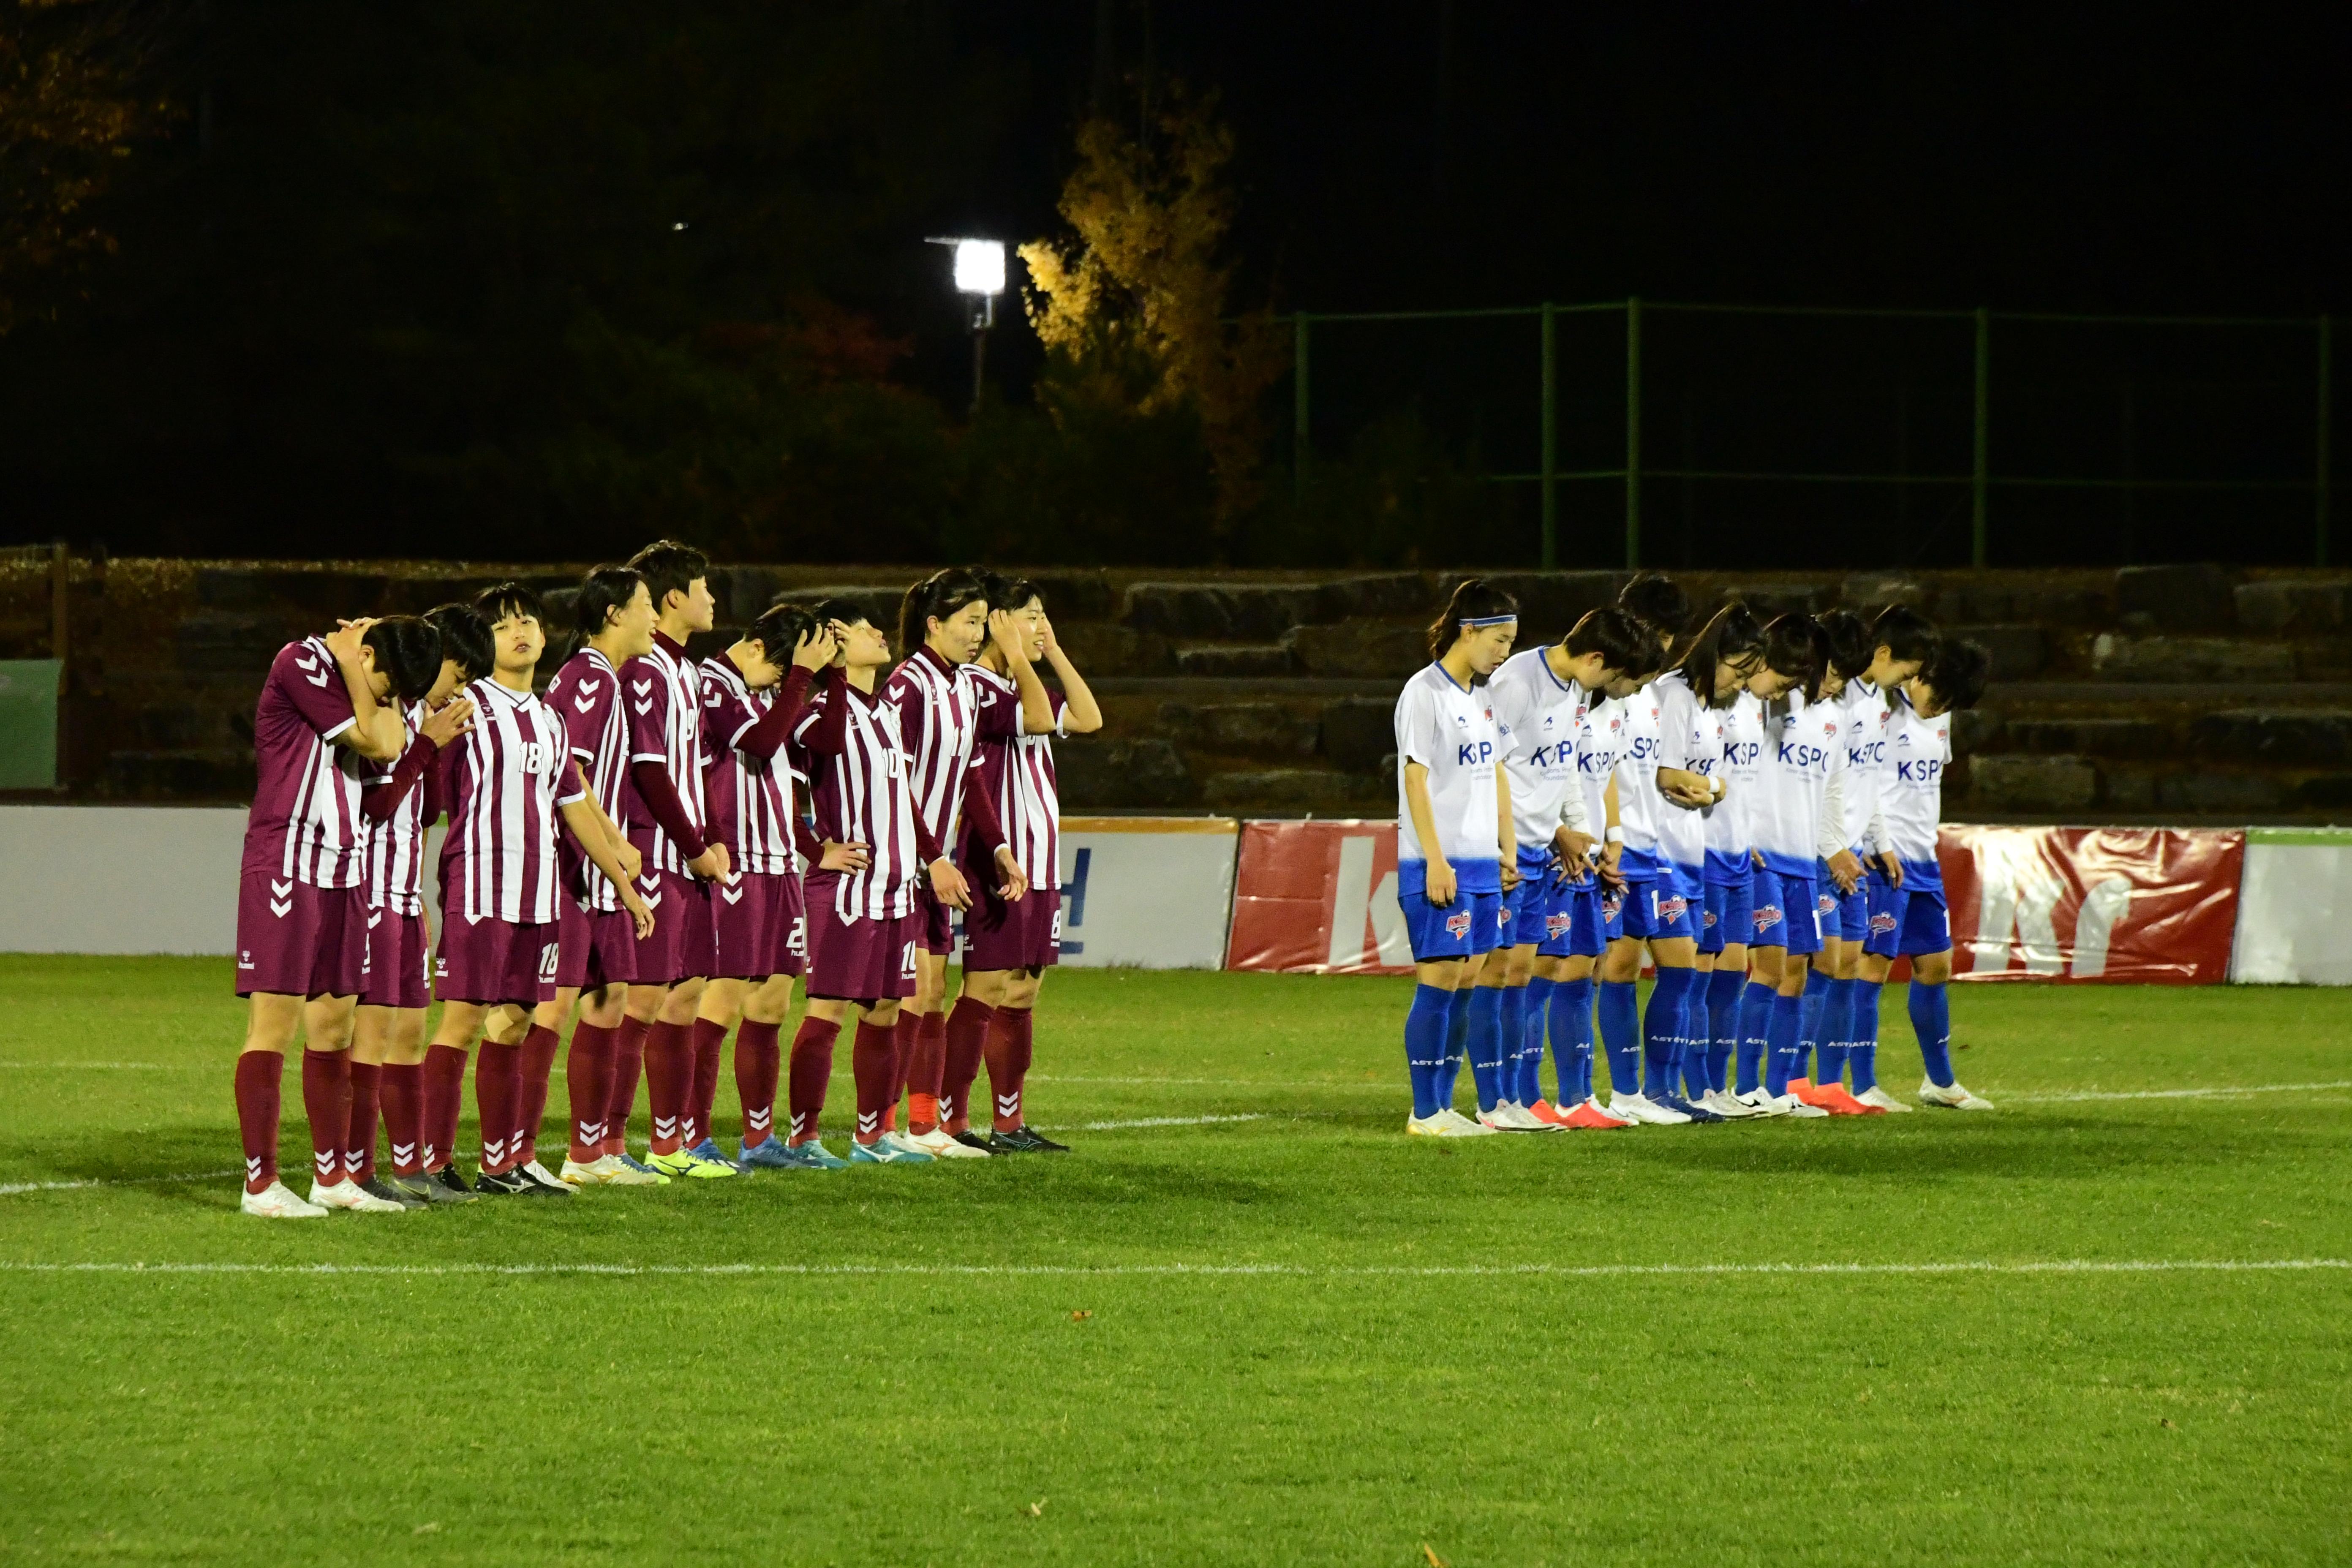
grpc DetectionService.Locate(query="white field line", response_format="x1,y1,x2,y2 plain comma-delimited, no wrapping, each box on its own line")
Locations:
0,1258,2341,1282
0,1169,238,1197
2001,1080,2352,1104
1077,1113,1270,1131
0,1062,194,1070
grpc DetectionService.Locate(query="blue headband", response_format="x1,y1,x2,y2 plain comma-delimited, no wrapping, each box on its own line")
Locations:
1459,615,1517,628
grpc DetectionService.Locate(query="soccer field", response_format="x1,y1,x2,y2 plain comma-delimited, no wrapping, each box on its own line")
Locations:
2,958,2347,1565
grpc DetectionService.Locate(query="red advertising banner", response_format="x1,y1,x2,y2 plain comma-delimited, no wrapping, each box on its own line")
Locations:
1225,820,1415,975
1939,825,2243,985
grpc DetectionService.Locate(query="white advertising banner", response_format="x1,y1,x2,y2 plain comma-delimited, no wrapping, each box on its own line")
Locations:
2229,829,2352,985
0,805,250,954
1048,817,1239,969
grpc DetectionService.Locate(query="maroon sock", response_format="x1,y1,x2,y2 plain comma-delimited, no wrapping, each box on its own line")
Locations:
687,1016,728,1148
234,1050,283,1194
516,1024,560,1166
907,1010,948,1135
300,1048,352,1191
343,1062,382,1184
475,1041,521,1173
787,1016,841,1144
643,1019,692,1155
605,1015,650,1157
881,1011,915,1132
852,1018,898,1145
735,1020,783,1149
565,1022,616,1165
421,1043,468,1171
940,997,994,1135
987,1007,1034,1132
381,1062,424,1176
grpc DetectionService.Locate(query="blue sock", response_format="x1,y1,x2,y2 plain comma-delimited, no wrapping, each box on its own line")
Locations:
1850,979,1884,1092
1553,976,1595,1103
1643,967,1689,1100
1705,968,1744,1092
1598,979,1642,1100
1818,977,1855,1088
1519,976,1554,1105
1404,984,1453,1119
1682,978,1712,1099
1796,968,1832,1083
1911,980,1954,1086
1497,984,1527,1105
1441,988,1470,1109
1766,990,1802,1097
1466,984,1505,1112
1736,979,1776,1094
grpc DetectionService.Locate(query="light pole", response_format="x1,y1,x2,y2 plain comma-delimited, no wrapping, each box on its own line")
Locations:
929,237,1006,416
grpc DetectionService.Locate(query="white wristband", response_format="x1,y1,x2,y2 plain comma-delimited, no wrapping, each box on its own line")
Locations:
1604,827,1625,844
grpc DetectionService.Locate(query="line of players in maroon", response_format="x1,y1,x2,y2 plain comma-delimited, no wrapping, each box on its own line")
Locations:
231,543,1102,1216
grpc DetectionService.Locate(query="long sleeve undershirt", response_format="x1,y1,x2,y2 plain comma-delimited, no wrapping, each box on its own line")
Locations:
362,737,433,824
799,672,945,868
629,760,708,861
736,667,814,761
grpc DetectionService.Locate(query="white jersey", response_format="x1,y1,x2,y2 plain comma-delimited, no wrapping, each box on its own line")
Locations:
362,702,430,916
1879,691,1952,892
1574,696,1627,855
1650,670,1723,879
1393,663,1504,894
1836,682,1892,852
1749,689,1848,879
1489,648,1590,861
1704,692,1766,885
1609,681,1664,879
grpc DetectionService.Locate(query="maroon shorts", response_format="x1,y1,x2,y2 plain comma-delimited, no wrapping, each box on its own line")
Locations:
235,871,368,999
712,870,806,981
803,873,915,1002
360,906,431,1010
776,867,807,978
915,884,956,957
545,896,637,998
436,913,557,1007
962,881,1062,975
623,866,713,986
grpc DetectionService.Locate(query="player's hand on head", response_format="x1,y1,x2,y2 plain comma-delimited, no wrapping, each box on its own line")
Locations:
1037,615,1059,655
793,624,836,671
324,618,375,663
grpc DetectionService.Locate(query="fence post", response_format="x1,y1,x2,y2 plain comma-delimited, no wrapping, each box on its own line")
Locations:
1540,301,1557,568
1971,307,1990,568
2319,314,2333,568
1292,312,1312,503
1625,296,1642,569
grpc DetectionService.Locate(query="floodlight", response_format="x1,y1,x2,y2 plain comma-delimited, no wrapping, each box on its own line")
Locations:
953,239,1006,297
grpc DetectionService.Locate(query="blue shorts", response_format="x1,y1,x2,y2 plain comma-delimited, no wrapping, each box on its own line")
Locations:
1551,879,1605,958
1750,868,1823,957
1866,878,1951,958
1599,882,1627,945
1700,877,1754,956
1505,853,1552,947
1620,875,1696,943
1401,886,1506,963
1834,879,1869,942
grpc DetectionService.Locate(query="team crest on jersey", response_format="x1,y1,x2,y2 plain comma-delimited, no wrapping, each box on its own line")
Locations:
1701,909,1717,929
1496,905,1512,930
1545,913,1570,938
1445,911,1473,939
1656,895,1688,920
1817,893,1839,914
1870,912,1898,935
1752,904,1782,934
1601,891,1623,918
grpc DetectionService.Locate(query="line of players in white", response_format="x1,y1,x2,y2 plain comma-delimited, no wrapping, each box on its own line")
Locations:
1393,574,1995,1137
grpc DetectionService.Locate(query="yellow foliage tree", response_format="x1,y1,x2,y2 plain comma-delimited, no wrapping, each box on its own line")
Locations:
1018,88,1284,536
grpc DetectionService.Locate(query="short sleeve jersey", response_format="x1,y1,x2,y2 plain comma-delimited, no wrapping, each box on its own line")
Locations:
1393,663,1503,894
968,665,1067,891
699,659,797,876
1489,648,1589,857
1704,692,1767,885
1573,696,1626,851
437,677,585,925
544,645,629,912
1609,682,1665,879
1748,689,1848,878
242,637,369,889
1880,691,1952,892
1650,670,1721,878
362,702,430,916
881,647,983,850
793,681,923,920
620,633,709,877
1837,682,1892,852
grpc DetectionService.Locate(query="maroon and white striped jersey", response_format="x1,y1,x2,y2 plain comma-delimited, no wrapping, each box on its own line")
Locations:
700,658,797,876
621,633,709,877
794,681,922,920
970,667,1068,890
242,636,371,889
436,678,584,925
881,646,983,849
546,646,629,913
362,703,430,915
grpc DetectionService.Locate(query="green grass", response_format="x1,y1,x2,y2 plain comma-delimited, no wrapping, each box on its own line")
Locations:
2,956,2348,1565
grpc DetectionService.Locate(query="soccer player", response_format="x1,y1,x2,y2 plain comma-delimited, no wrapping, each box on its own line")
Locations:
1709,661,1772,1114
233,615,441,1218
609,540,738,1180
1651,604,1770,1121
785,600,974,1164
419,582,651,1198
1865,637,1995,1110
690,601,837,1168
958,575,1098,1154
356,602,488,1208
1396,579,1518,1138
882,568,1036,1160
533,564,663,1187
1482,606,1648,1130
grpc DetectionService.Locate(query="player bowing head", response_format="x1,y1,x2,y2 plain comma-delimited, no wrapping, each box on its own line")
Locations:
1483,605,1651,1131
1396,579,1519,1138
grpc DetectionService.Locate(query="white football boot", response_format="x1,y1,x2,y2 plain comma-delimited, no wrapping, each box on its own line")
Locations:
909,1127,991,1159
242,1179,328,1219
1703,1088,1765,1119
1582,1096,1638,1127
1604,1093,1691,1126
1408,1111,1499,1138
1769,1092,1830,1119
1919,1078,1995,1111
306,1178,406,1214
1478,1102,1551,1132
1854,1085,1914,1113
